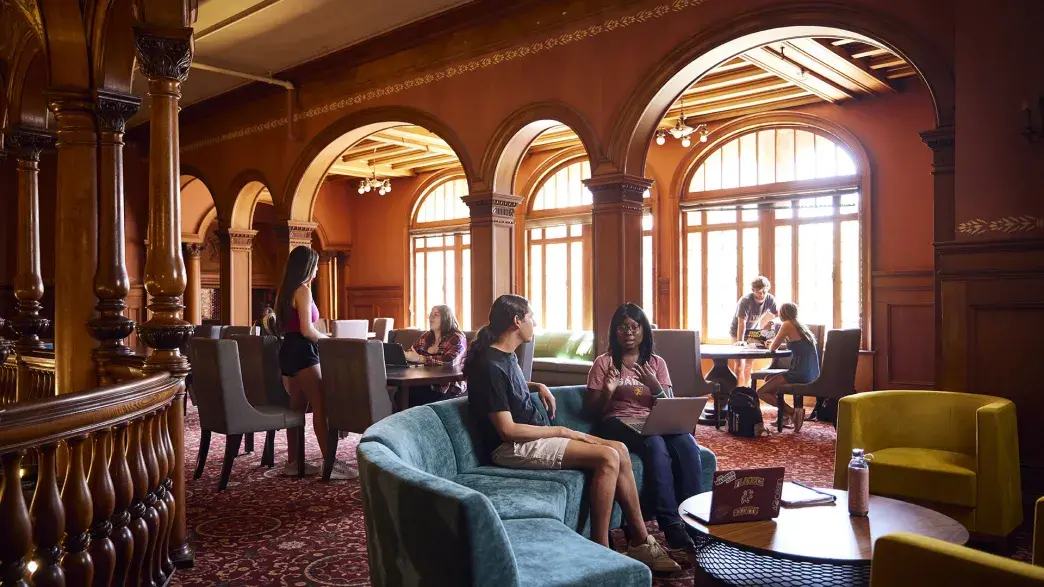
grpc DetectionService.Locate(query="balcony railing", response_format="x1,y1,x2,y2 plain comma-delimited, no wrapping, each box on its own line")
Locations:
0,349,57,406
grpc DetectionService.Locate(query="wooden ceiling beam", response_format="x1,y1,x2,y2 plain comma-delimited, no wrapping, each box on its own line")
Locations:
850,47,888,59
342,143,411,162
683,95,825,125
527,138,583,154
785,38,894,95
365,132,456,156
375,149,459,167
869,54,905,70
390,153,459,170
685,67,776,94
327,161,415,178
412,159,463,174
740,47,853,103
379,126,452,148
677,77,794,109
680,87,814,118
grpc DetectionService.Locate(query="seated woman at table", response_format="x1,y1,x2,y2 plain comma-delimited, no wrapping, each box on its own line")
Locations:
755,302,820,433
586,302,704,552
403,304,467,406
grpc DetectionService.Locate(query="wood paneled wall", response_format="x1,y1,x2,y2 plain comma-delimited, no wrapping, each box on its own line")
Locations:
937,238,1044,491
872,271,935,389
347,286,405,329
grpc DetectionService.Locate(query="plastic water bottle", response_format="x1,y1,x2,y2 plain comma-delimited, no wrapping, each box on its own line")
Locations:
848,448,870,516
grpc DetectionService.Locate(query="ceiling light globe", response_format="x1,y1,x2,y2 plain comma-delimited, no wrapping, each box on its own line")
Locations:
655,134,666,146
365,184,371,192
681,137,691,148
358,187,365,194
700,133,708,143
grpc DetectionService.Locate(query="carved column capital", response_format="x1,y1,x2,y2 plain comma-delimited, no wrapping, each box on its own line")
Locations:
583,173,653,211
95,90,142,134
274,221,317,248
5,126,56,161
182,242,207,258
216,228,257,252
920,126,955,175
463,191,523,226
318,250,339,263
132,26,193,82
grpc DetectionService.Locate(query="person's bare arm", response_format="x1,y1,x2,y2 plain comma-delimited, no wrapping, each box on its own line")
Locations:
488,411,594,444
293,286,327,342
768,321,796,352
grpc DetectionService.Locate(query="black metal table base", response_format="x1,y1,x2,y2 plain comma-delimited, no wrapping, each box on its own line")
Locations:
693,534,870,587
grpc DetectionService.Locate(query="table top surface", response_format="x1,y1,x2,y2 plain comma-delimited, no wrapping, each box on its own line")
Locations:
701,344,792,360
680,488,969,564
386,364,465,385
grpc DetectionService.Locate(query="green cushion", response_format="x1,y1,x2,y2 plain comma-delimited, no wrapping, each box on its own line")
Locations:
455,473,567,522
870,447,977,507
503,518,651,587
533,331,596,361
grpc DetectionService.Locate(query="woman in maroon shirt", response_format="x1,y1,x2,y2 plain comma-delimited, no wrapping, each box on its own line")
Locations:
404,304,468,406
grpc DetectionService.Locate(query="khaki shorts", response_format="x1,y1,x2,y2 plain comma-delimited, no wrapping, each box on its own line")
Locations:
492,437,569,470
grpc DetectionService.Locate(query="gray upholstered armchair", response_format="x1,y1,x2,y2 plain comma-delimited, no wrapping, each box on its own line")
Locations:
372,317,394,342
651,329,718,398
191,338,306,489
232,334,290,467
318,338,394,481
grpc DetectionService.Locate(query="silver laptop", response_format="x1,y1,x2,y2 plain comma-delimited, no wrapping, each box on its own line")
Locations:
618,397,709,435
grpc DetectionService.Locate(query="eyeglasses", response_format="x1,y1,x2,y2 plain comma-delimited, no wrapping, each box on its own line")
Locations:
616,324,641,334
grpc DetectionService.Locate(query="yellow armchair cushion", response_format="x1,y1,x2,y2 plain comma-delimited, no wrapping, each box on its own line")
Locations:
869,447,977,508
871,533,1044,587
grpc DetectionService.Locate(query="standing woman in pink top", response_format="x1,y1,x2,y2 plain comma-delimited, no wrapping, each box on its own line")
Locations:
275,246,355,480
587,303,704,551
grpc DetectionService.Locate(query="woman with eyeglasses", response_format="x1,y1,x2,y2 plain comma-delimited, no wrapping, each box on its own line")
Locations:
586,303,704,552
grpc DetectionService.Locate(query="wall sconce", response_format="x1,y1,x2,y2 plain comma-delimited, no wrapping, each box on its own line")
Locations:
1022,97,1043,144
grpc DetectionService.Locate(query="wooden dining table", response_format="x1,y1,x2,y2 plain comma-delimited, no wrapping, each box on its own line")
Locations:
699,344,791,427
386,364,465,411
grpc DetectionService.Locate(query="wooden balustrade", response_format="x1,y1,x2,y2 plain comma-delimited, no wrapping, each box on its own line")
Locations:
0,349,57,407
0,373,182,586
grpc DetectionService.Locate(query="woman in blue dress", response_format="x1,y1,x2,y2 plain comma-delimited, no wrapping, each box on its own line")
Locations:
755,302,820,432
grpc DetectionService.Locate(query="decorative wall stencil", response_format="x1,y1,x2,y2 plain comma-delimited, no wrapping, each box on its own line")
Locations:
182,0,710,153
958,215,1044,236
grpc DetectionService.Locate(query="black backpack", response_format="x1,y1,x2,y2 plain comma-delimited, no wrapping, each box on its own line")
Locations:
810,397,838,425
726,387,762,437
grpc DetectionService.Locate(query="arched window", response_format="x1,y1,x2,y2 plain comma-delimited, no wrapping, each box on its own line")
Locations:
526,160,592,331
410,177,471,329
682,127,863,341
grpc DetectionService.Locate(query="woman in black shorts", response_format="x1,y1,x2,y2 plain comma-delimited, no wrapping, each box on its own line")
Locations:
275,246,355,480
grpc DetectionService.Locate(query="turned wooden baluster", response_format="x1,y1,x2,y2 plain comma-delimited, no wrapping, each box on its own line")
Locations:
140,414,161,587
29,443,66,587
158,409,176,576
0,451,32,586
62,435,95,585
109,424,134,587
126,420,149,587
88,428,116,587
150,412,169,583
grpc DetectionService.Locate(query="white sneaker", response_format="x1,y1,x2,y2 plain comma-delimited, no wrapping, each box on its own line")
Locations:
327,459,359,481
626,535,680,573
281,461,321,477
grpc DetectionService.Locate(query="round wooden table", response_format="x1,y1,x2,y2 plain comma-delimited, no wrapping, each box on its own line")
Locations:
699,345,791,427
679,488,969,587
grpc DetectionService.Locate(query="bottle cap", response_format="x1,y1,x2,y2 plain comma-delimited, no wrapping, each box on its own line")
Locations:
852,448,864,457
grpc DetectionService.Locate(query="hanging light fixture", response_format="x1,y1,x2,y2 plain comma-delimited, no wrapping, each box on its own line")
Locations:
655,106,709,148
357,148,392,195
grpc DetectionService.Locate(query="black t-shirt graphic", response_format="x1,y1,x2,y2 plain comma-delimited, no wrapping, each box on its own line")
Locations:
467,347,544,457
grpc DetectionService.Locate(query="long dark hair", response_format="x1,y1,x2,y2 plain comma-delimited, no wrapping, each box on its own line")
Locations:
274,245,319,336
462,294,531,377
430,304,461,338
608,303,654,370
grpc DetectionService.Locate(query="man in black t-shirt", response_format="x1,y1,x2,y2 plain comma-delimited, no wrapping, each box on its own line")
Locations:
729,276,778,387
464,294,678,572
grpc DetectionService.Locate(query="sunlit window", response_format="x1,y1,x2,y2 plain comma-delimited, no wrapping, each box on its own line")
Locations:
410,177,471,329
683,128,862,342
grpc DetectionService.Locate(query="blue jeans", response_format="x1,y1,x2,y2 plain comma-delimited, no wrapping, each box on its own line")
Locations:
594,417,704,529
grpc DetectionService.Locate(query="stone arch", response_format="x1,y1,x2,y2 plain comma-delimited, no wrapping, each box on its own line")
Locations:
480,101,606,195
228,170,275,229
607,2,953,178
285,106,476,224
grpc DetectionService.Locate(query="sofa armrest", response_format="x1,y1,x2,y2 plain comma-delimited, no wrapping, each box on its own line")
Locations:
975,399,1023,536
872,533,1044,586
834,393,886,489
1034,497,1044,566
358,442,519,587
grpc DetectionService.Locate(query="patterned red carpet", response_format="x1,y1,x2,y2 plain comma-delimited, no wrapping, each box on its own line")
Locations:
172,404,1032,586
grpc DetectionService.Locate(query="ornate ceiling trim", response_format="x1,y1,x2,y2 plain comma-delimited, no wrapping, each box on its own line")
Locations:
182,0,711,153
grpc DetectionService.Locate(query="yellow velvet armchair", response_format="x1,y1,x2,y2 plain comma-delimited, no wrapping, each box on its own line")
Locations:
871,533,1044,586
834,390,1022,538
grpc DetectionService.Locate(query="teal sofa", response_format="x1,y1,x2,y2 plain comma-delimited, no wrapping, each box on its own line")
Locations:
357,385,717,586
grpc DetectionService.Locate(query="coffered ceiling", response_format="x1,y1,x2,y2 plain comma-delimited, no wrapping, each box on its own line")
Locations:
128,0,473,126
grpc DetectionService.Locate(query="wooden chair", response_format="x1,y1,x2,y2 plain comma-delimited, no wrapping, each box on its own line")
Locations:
191,338,306,489
318,338,394,480
776,328,861,432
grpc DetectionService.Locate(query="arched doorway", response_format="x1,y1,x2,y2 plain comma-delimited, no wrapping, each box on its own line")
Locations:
179,173,219,327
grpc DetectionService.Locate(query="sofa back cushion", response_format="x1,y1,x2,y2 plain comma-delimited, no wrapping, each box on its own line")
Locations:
544,386,597,434
361,406,459,478
533,331,595,361
429,398,488,471
358,442,518,587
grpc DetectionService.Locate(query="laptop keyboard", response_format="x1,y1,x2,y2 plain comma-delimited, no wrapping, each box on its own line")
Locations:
627,421,645,433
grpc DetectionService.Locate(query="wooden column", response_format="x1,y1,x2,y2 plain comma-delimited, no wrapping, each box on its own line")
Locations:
182,243,205,325
316,251,336,319
464,190,522,328
6,127,54,358
921,126,955,389
584,174,652,354
273,221,316,283
47,90,101,394
336,251,351,319
132,25,194,568
217,229,255,326
90,91,141,384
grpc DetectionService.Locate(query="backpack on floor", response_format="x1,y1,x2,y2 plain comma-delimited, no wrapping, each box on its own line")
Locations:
727,386,762,438
810,397,838,425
